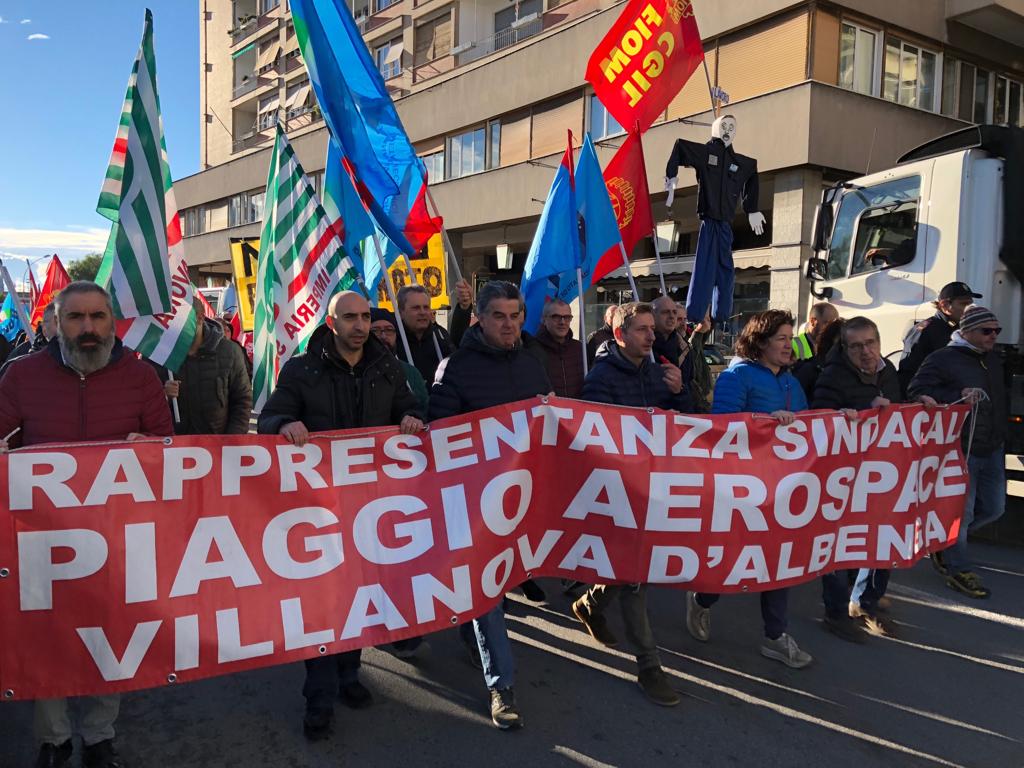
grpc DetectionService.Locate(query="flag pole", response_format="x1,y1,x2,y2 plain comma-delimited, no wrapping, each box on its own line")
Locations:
650,228,669,295
425,187,466,285
702,59,719,117
167,371,181,422
0,260,34,334
576,267,589,377
372,231,414,365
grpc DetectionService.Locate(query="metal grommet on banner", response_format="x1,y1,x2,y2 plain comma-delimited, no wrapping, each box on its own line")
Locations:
318,645,327,655
166,673,177,684
541,396,550,404
741,585,749,592
646,407,654,415
449,616,458,625
0,568,9,578
3,689,13,699
162,437,173,445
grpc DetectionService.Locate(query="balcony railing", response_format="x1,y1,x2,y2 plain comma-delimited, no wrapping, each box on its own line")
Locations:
229,8,277,44
233,75,273,100
459,17,543,65
232,131,270,153
286,105,323,131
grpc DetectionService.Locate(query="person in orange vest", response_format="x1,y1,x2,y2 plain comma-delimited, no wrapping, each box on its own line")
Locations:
792,302,839,361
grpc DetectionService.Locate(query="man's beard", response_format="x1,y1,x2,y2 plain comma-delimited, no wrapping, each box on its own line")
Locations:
59,331,116,375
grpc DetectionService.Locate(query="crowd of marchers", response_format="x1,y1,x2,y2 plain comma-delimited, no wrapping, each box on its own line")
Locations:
0,277,1007,768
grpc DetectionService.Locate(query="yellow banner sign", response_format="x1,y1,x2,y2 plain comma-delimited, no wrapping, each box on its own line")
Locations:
230,239,260,332
376,234,448,311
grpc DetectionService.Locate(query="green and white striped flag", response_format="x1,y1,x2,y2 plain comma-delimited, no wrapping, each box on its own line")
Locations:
96,9,197,371
253,125,359,411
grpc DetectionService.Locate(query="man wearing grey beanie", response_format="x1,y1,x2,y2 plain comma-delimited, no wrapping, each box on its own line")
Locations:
908,305,1008,599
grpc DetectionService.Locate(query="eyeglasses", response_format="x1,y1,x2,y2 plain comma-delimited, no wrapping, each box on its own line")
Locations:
846,338,879,353
549,314,573,322
977,327,1002,336
371,327,397,336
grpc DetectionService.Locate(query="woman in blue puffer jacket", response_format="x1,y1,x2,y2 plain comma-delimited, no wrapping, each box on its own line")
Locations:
684,310,814,669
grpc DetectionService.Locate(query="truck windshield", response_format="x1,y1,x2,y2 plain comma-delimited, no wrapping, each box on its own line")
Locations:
827,176,921,279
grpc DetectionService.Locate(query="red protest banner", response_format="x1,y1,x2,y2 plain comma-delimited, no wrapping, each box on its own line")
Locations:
0,399,967,700
585,0,706,133
593,124,654,283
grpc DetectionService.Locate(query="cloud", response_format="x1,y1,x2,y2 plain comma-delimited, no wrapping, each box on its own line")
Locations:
0,16,7,24
26,33,49,40
0,226,108,254
20,19,31,24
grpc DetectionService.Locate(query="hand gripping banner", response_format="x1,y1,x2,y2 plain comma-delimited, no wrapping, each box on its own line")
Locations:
0,399,968,700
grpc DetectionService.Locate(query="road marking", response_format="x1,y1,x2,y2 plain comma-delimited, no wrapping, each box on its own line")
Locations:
888,584,1024,631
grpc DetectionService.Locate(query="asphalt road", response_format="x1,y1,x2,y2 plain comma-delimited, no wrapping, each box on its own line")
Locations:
3,542,1023,768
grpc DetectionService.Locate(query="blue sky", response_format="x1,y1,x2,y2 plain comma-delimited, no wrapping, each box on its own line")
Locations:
0,2,199,285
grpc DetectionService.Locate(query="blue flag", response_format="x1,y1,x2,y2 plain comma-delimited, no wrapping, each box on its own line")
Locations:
362,225,402,307
574,133,623,295
292,0,435,257
0,292,24,342
322,142,376,283
520,140,580,334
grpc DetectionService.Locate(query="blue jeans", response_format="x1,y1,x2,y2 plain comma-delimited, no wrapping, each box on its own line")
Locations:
686,218,734,324
302,649,362,711
946,450,1006,575
850,568,890,613
463,605,516,691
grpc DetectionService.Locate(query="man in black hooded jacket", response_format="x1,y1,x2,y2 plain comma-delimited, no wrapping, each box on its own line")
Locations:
258,291,423,742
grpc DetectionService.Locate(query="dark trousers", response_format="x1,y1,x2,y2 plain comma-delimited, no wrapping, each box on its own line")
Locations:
686,218,734,324
581,584,660,671
696,588,788,639
822,570,891,616
302,649,362,711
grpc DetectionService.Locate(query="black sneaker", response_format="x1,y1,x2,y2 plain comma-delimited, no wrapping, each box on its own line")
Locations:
82,739,124,768
340,680,374,709
637,667,680,707
519,579,546,603
571,597,619,647
930,551,948,576
823,613,866,644
490,688,524,730
946,571,990,599
303,707,332,741
35,740,72,768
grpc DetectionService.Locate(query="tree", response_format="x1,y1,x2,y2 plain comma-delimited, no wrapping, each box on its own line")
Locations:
67,253,104,283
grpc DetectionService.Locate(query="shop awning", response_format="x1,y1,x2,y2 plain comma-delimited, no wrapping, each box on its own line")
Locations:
604,249,772,280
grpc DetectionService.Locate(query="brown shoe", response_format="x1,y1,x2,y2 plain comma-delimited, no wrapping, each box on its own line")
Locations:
637,667,680,707
572,597,619,647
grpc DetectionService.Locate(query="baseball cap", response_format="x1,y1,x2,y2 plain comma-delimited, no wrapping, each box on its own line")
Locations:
938,282,982,301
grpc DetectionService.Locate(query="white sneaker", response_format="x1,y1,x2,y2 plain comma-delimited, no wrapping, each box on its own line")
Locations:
760,633,812,669
686,592,711,642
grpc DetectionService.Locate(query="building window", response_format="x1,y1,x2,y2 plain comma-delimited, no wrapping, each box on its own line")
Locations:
374,0,399,11
422,150,445,183
286,78,313,117
488,120,501,169
588,94,623,139
260,0,280,13
883,38,938,112
414,13,453,66
447,128,486,179
375,38,403,80
182,206,207,238
229,190,265,227
838,22,878,96
257,93,279,130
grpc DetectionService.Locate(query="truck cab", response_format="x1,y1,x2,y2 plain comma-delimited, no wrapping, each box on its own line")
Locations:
806,124,1024,497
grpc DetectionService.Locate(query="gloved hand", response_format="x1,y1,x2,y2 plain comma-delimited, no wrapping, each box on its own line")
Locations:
748,211,766,236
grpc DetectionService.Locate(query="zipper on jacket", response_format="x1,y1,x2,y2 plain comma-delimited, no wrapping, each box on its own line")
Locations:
79,373,87,440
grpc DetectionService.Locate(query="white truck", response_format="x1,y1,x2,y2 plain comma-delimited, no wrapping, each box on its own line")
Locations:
805,124,1024,497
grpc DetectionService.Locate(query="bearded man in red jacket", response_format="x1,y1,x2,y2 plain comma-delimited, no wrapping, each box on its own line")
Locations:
0,281,172,768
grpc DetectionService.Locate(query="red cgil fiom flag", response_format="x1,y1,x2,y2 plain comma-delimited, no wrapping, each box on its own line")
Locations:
591,124,655,284
30,254,71,327
585,0,705,133
28,267,40,316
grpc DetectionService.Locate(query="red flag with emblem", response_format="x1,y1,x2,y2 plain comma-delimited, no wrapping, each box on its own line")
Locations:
585,0,705,133
592,124,654,284
30,255,71,327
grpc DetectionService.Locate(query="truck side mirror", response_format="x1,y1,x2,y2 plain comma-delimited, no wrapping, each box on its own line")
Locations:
806,257,829,281
811,194,836,252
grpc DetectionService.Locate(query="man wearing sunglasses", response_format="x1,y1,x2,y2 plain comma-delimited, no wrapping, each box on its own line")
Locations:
909,305,1008,599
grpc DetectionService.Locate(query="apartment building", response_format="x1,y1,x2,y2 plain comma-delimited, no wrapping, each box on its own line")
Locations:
177,0,1024,328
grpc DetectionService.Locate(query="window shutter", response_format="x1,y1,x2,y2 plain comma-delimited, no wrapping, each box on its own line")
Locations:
530,94,582,158
717,11,809,103
666,49,717,120
499,111,530,166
